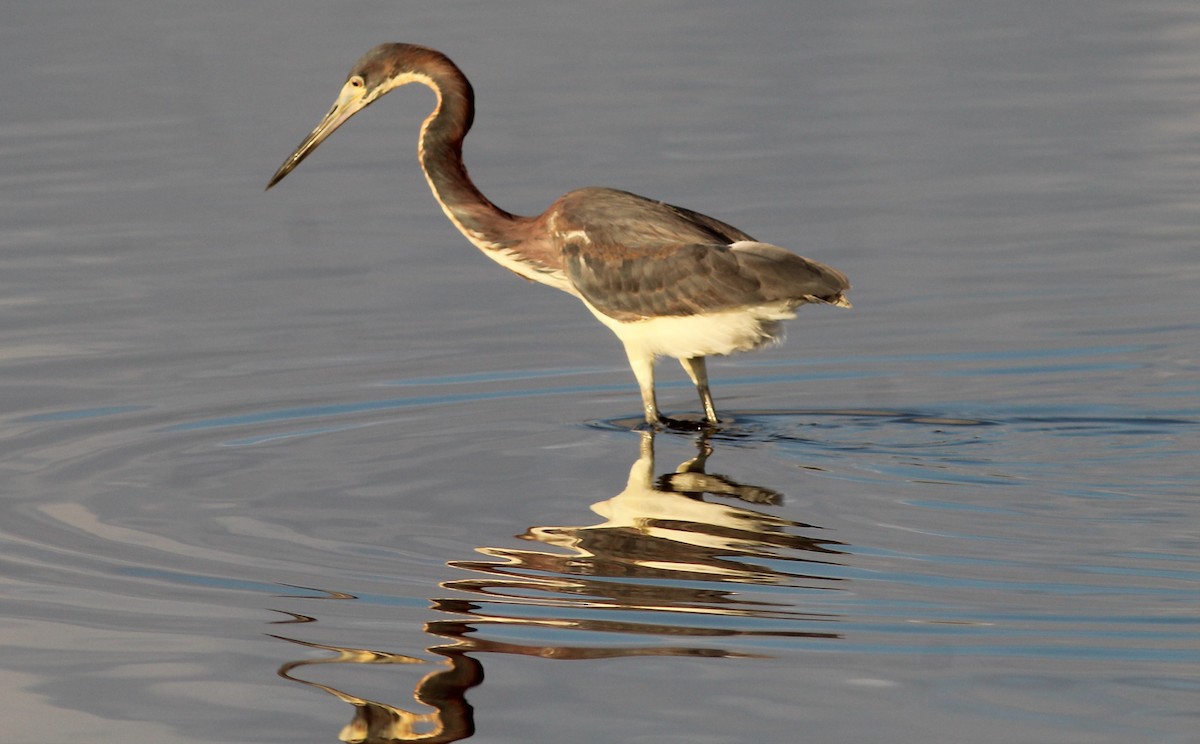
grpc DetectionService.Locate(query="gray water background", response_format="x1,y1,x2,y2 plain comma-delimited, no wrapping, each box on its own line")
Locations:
2,2,1198,742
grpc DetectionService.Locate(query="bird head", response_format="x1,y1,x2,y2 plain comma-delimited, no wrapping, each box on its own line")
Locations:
266,44,444,189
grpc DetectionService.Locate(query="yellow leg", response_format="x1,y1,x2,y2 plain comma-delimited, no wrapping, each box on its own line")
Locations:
680,356,718,424
624,347,661,425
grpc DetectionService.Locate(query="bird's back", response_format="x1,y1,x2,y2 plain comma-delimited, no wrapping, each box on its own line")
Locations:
549,187,756,248
547,187,850,322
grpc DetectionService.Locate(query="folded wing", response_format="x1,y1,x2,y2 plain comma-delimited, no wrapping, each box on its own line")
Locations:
565,240,851,322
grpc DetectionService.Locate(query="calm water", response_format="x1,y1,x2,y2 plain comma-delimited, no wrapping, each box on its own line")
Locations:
3,2,1198,743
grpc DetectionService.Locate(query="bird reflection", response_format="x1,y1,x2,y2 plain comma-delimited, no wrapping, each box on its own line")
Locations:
447,431,845,626
274,635,482,743
273,430,846,743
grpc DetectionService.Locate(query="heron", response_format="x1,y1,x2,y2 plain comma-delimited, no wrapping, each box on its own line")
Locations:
268,43,851,427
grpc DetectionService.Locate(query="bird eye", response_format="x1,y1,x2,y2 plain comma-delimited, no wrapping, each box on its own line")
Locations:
349,76,365,88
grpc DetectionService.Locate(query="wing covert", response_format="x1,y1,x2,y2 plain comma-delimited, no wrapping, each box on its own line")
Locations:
565,240,850,321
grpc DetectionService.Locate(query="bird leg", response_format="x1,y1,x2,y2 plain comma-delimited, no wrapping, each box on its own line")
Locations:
625,349,719,428
624,348,662,426
680,356,719,425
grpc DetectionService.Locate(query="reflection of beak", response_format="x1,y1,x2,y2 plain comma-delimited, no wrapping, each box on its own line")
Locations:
267,82,369,189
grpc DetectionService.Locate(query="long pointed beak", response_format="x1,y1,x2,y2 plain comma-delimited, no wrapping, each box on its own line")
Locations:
267,83,369,190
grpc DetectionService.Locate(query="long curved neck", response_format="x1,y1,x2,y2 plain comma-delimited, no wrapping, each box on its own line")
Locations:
408,59,524,251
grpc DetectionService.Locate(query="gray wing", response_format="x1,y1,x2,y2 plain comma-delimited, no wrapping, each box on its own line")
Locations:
550,187,757,246
565,240,851,322
548,187,850,321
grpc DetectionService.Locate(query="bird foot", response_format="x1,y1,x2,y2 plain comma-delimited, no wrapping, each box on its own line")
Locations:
654,415,719,432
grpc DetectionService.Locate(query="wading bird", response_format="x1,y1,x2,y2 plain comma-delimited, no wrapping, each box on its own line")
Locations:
268,44,851,427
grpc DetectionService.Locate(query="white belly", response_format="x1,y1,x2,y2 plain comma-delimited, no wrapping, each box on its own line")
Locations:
581,299,796,360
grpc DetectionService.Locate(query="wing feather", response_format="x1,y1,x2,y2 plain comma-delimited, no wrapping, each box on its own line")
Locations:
550,188,755,246
566,240,850,321
546,187,850,321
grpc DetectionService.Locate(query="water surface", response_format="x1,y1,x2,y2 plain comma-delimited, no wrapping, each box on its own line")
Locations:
2,2,1198,743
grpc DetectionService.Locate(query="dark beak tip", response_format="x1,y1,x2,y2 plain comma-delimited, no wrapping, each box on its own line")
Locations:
265,169,288,191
